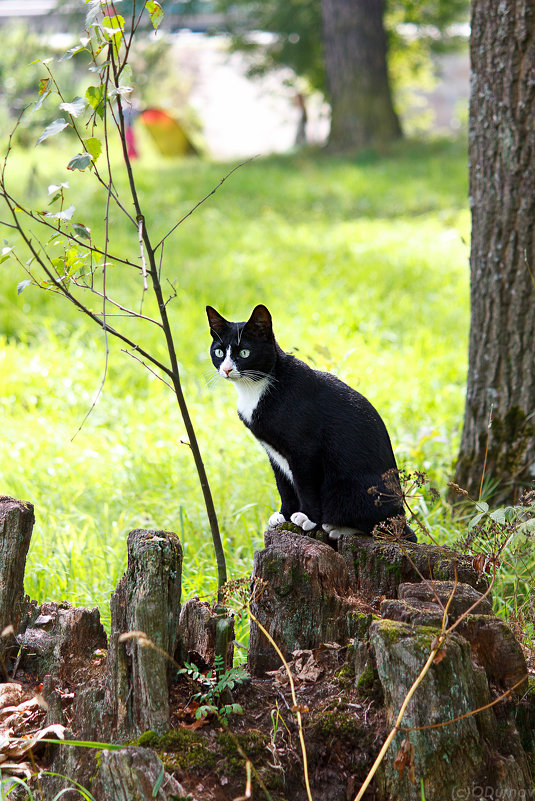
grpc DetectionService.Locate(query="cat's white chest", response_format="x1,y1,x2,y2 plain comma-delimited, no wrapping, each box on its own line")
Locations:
235,377,270,424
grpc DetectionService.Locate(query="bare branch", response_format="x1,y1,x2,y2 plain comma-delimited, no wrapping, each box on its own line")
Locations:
155,157,258,251
121,348,174,392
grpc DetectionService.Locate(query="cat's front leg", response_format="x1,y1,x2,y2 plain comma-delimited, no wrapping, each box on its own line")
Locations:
268,464,299,527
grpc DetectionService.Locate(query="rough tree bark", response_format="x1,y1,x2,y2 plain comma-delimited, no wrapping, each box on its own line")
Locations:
0,497,34,668
105,529,183,737
453,0,535,502
321,0,402,151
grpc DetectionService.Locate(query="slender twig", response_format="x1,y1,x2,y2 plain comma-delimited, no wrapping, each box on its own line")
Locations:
112,62,228,591
478,405,494,501
137,216,148,291
154,157,258,251
401,673,528,733
77,285,161,327
0,192,142,271
121,349,174,392
2,192,172,378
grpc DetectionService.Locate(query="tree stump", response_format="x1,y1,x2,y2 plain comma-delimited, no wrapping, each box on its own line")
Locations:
105,529,183,737
0,497,34,668
93,747,188,801
248,528,357,675
16,601,107,682
178,597,234,669
370,620,533,800
338,535,489,600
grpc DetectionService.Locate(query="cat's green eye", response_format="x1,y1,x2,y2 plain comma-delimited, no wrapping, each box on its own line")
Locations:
239,349,250,358
214,348,224,358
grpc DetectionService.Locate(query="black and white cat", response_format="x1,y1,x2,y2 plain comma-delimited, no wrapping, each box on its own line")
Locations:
206,304,416,542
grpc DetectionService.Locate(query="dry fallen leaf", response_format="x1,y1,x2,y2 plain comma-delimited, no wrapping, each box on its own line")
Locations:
394,737,416,784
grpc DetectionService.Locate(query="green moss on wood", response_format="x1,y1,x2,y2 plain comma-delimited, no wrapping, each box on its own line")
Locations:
136,728,216,773
311,709,365,742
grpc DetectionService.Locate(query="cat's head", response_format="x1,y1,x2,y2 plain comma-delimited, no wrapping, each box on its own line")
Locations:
206,304,277,381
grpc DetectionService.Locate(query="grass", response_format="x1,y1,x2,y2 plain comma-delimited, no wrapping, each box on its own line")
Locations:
0,135,474,632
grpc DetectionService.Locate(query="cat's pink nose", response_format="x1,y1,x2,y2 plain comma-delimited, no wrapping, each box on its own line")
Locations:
223,367,232,376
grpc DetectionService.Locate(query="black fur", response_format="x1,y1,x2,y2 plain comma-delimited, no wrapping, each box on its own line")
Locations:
207,304,416,540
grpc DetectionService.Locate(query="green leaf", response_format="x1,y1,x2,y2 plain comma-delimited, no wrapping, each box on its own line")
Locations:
60,43,88,62
85,0,102,27
17,280,32,295
519,519,535,535
475,501,489,514
0,246,13,264
101,14,125,56
32,90,50,114
489,508,506,525
152,760,165,798
72,223,91,240
85,85,105,119
468,512,485,530
110,85,133,97
84,137,102,162
145,0,164,30
59,97,87,118
67,154,92,171
36,118,69,145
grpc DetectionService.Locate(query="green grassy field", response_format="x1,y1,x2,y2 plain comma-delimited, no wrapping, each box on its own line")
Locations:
0,136,472,632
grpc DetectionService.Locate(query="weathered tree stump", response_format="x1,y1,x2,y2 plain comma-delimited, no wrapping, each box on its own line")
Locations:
248,528,358,675
380,580,527,693
0,497,34,667
339,534,489,600
105,529,183,737
93,747,188,801
178,596,234,669
370,620,533,801
17,601,107,681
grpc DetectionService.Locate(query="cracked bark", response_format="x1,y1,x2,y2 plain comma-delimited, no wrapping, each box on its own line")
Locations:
454,0,535,502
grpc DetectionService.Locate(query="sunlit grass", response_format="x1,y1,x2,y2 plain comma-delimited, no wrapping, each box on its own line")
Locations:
0,137,472,632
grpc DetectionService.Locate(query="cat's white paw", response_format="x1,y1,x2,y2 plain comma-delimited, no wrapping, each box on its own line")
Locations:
268,512,286,528
323,524,359,540
322,523,336,533
291,512,316,531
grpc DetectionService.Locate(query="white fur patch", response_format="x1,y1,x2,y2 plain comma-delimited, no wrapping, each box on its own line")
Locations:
219,346,237,378
260,441,295,486
322,523,358,540
235,377,270,424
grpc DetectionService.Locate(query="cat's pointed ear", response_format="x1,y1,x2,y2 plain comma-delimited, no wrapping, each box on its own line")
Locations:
244,304,273,340
206,306,230,340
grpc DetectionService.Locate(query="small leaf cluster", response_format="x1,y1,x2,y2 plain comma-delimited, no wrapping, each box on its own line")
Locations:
177,657,248,722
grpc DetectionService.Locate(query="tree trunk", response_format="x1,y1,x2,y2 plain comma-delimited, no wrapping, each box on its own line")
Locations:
453,0,535,503
321,0,402,151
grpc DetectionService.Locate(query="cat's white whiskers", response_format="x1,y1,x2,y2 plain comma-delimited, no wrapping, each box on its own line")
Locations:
204,372,225,390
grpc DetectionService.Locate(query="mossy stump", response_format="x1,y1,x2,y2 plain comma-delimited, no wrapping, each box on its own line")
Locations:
339,535,489,601
248,527,358,675
370,619,533,801
105,529,183,737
